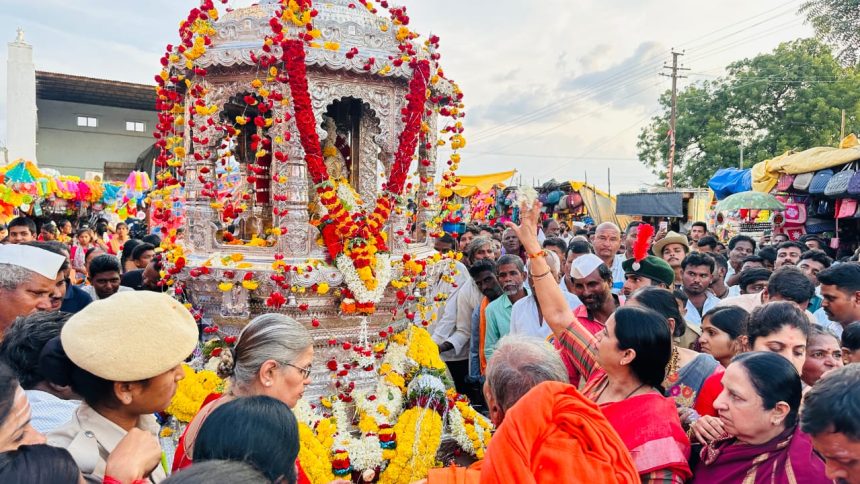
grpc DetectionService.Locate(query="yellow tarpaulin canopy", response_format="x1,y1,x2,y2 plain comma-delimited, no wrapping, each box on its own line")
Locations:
569,181,632,230
438,170,516,198
751,134,860,192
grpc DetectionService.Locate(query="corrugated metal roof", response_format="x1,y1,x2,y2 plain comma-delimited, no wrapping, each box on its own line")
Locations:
36,71,156,111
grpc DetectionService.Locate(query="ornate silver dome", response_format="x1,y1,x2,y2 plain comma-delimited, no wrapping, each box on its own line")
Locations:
200,0,412,77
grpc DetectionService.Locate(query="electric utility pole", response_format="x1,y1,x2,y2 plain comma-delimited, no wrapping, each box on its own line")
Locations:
660,50,688,189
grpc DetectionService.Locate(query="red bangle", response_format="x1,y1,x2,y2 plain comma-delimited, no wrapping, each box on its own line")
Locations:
527,249,547,260
104,477,147,484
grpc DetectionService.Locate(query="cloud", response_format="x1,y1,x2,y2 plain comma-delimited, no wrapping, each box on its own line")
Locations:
558,41,667,110
466,84,561,131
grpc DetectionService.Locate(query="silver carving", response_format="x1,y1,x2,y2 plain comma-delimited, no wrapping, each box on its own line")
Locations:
179,0,442,341
201,0,413,78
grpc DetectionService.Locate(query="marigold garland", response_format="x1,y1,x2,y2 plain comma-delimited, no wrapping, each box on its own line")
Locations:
165,364,223,423
378,407,442,484
405,326,446,371
298,422,337,484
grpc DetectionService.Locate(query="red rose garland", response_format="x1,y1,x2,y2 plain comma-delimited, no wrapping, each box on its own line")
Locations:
385,58,431,195
282,37,430,307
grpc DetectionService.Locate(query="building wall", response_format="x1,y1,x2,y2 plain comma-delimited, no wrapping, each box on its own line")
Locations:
35,99,156,178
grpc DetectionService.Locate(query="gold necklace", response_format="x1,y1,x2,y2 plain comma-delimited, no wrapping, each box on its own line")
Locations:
665,346,680,379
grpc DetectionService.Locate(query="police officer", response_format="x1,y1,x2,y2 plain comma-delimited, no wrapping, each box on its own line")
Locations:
42,291,198,483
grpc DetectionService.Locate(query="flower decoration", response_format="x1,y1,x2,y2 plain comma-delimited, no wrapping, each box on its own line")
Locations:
165,364,223,423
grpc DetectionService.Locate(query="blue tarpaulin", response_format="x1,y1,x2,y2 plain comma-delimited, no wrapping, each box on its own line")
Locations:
708,168,752,200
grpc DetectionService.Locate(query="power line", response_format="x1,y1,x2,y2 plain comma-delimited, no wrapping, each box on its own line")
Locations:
465,2,802,144
660,50,690,189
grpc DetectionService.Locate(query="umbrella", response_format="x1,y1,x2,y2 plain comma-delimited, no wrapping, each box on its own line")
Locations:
714,191,785,212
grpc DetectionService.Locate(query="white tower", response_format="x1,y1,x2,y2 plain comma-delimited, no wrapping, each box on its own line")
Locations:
6,28,38,163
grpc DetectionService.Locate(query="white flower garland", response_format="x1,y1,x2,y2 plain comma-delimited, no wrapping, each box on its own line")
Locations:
345,435,383,472
381,341,410,375
293,398,322,429
331,399,385,472
336,180,364,212
357,317,375,370
336,252,392,304
446,406,475,454
516,185,539,208
355,380,404,426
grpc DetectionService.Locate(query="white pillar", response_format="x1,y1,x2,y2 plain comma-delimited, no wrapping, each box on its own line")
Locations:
6,28,38,163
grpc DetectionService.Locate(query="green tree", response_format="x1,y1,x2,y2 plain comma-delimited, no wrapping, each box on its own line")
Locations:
801,0,860,66
637,38,860,187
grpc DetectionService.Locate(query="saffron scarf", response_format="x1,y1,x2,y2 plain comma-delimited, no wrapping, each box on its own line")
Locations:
482,381,639,484
478,297,490,374
692,425,831,484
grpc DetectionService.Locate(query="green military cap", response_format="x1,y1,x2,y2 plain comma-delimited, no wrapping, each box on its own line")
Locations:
622,255,675,287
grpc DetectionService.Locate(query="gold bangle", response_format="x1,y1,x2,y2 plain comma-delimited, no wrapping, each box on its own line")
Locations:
527,249,547,260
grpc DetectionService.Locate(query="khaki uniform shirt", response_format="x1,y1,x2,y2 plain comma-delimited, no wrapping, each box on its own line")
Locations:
48,402,167,483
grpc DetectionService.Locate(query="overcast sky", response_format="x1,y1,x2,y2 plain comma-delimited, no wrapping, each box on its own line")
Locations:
1,0,814,192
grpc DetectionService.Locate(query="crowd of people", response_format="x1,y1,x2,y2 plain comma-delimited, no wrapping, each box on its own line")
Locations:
0,205,857,482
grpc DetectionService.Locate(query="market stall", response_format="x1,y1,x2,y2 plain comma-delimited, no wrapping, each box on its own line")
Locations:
0,159,132,224
731,134,860,257
437,170,516,230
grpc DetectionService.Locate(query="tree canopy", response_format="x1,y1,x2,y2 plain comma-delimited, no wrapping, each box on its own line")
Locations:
637,38,860,187
801,0,860,67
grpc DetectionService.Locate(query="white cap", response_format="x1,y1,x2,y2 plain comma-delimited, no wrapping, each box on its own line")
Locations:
570,253,605,279
0,244,65,279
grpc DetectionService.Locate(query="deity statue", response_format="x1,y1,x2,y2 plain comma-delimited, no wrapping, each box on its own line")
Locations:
322,116,350,181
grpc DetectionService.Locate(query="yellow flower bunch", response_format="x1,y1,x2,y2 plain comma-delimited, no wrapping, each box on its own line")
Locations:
379,365,406,392
358,413,379,434
315,417,336,451
165,365,223,423
298,423,337,484
379,407,442,484
390,330,408,346
406,327,446,370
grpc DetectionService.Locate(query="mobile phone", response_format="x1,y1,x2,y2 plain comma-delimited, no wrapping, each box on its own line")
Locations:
659,221,668,231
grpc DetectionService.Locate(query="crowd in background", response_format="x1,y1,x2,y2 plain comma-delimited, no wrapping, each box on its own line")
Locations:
0,204,857,483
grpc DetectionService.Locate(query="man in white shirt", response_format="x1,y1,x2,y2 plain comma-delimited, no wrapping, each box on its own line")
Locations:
816,264,860,339
432,237,495,396
0,312,80,433
510,250,581,339
592,222,625,294
723,235,758,297
680,252,720,328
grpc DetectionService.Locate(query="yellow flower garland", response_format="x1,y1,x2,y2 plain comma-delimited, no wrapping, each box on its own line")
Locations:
379,407,443,484
165,365,222,423
315,417,336,451
454,401,493,459
406,327,446,371
299,422,337,484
